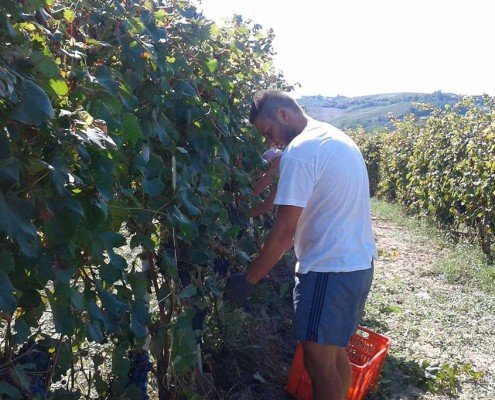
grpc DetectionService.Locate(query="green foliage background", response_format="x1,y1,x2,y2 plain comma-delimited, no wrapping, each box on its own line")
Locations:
0,0,291,398
349,98,495,260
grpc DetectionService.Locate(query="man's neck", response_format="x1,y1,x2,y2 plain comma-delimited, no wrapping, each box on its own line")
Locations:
294,114,310,136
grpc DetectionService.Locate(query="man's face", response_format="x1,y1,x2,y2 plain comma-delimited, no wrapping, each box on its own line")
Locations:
254,115,297,148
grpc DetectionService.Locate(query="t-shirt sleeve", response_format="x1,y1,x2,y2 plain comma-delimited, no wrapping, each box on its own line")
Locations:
274,156,315,207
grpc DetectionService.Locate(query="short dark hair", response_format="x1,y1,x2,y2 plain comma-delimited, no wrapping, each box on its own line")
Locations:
249,90,301,124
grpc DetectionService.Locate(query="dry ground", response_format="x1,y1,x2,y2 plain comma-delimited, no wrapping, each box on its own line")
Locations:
363,214,495,399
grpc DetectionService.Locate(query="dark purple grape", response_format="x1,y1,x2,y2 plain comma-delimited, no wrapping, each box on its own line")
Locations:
212,259,230,277
192,309,206,331
15,341,51,399
127,350,152,399
177,264,192,286
30,375,46,398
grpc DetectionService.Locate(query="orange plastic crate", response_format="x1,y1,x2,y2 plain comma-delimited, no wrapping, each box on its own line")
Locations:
286,326,391,400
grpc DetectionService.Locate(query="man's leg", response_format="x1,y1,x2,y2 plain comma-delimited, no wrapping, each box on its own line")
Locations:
302,341,347,400
336,347,351,394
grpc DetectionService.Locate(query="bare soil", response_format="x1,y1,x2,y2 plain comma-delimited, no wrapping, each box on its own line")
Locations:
363,215,495,399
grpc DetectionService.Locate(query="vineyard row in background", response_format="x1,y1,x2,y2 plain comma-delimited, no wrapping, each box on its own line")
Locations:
348,97,495,262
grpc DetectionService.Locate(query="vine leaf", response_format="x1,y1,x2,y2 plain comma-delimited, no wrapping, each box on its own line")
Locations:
12,79,55,124
170,206,199,240
0,381,22,399
122,112,143,145
0,251,14,273
0,192,38,257
49,78,69,97
74,126,117,150
94,65,119,96
0,271,17,314
206,58,218,73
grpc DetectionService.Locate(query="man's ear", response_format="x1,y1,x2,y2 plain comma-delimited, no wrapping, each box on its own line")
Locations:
275,108,291,125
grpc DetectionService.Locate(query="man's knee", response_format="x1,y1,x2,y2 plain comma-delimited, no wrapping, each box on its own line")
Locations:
302,341,339,378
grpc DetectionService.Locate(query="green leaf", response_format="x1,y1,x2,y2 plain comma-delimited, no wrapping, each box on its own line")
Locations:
12,364,31,392
142,177,165,196
0,250,14,273
63,9,75,23
0,192,38,258
12,79,55,124
18,288,41,309
159,253,177,277
31,51,60,78
74,126,117,150
123,385,144,400
122,113,143,145
128,272,147,299
0,271,16,314
0,66,16,97
49,78,69,97
101,232,126,249
94,66,119,96
88,321,104,343
53,341,73,381
206,58,218,73
13,318,29,344
71,288,85,311
130,299,149,339
0,13,17,38
222,224,241,241
112,342,130,378
100,263,123,285
0,381,22,399
98,288,127,319
237,26,250,35
178,284,197,299
0,156,20,183
170,206,199,240
176,81,196,97
179,190,200,216
204,275,222,298
47,286,75,335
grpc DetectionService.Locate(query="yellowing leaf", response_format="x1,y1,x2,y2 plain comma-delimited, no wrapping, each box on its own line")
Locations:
206,58,218,73
64,9,75,23
49,79,69,97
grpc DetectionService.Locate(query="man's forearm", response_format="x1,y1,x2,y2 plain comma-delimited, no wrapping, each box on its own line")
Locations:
249,191,277,218
244,224,294,284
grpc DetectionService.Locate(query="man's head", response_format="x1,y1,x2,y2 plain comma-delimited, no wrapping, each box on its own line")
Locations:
249,90,307,148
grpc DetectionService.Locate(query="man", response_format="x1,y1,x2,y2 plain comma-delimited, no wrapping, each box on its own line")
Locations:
226,90,377,400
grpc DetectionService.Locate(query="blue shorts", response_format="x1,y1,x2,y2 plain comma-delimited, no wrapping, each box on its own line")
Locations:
293,263,374,347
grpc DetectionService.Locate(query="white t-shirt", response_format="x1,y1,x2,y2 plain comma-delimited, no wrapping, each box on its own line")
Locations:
274,118,377,273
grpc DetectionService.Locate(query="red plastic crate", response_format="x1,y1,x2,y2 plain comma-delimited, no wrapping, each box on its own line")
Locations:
286,326,391,400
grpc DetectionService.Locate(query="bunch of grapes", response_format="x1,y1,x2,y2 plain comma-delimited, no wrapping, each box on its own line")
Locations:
192,308,206,333
16,341,51,399
128,350,152,400
29,376,46,398
212,258,230,277
177,263,192,287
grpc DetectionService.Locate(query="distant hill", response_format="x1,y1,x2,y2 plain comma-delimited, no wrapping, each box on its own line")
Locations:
297,91,464,130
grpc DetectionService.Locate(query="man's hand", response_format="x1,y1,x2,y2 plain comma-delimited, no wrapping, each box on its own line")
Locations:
225,273,255,307
249,191,277,218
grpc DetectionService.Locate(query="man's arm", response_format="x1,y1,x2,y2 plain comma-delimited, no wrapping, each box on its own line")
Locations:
248,191,277,218
252,157,281,196
244,205,303,284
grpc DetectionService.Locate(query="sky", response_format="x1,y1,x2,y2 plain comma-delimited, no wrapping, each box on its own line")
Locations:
196,0,495,98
